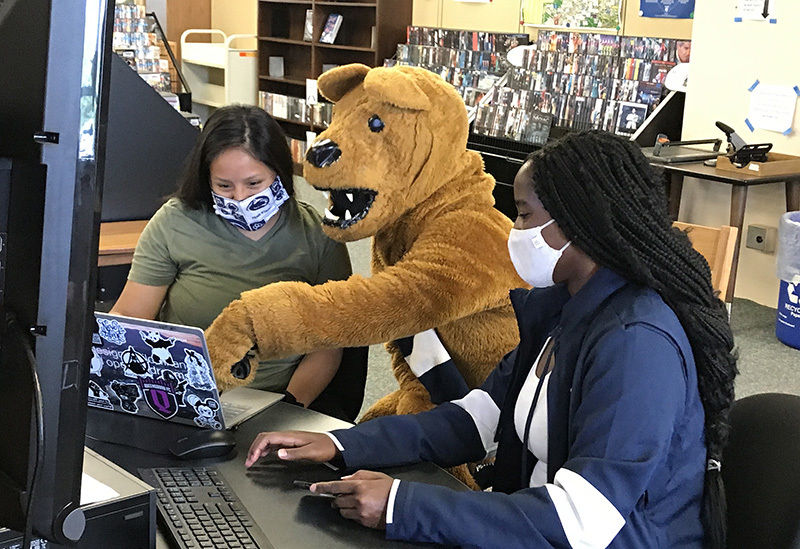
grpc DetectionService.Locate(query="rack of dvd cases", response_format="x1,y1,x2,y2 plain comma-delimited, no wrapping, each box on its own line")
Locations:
392,26,529,113
491,31,683,138
112,0,172,93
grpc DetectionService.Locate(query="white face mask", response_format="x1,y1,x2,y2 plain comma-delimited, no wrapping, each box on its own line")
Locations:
211,176,289,231
507,219,571,288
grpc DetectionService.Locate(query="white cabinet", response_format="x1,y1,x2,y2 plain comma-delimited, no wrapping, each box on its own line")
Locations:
180,29,257,109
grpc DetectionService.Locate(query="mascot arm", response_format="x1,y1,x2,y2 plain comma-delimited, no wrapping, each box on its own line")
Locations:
206,211,523,389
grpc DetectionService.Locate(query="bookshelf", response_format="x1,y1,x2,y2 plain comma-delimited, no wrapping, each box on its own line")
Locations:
257,0,412,166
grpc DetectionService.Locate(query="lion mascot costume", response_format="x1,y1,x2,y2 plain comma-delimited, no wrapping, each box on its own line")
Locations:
205,63,526,484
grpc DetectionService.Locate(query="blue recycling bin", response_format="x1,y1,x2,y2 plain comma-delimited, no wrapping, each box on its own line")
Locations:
776,211,800,350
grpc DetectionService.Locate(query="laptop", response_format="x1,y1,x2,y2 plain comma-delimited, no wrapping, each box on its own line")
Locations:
642,145,720,164
88,312,283,429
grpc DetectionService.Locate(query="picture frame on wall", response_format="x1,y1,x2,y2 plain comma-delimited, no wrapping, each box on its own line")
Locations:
616,101,648,134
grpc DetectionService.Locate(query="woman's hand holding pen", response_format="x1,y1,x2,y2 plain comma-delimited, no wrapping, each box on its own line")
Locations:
312,471,394,530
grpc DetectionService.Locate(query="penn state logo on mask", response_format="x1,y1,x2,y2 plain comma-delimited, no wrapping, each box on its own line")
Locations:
212,175,289,231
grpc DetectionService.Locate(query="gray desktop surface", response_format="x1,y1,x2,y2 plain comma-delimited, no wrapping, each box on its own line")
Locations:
86,402,469,548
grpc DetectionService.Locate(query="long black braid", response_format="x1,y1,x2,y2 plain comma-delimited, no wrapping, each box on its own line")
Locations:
529,130,737,549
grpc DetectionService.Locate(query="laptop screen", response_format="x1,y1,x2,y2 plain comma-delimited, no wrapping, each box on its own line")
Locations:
89,312,225,429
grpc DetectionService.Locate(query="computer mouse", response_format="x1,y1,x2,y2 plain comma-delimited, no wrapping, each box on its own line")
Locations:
169,429,237,460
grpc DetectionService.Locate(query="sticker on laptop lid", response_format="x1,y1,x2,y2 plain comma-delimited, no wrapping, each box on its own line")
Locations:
139,376,180,419
97,317,127,345
88,380,114,410
185,348,215,391
109,380,142,413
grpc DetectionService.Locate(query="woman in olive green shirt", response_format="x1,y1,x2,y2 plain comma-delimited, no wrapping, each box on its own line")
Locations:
112,105,352,414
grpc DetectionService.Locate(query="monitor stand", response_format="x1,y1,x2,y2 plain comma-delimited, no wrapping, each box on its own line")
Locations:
0,448,154,549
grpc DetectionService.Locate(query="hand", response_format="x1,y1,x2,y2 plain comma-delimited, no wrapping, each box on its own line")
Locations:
245,431,338,467
205,299,257,385
312,470,394,530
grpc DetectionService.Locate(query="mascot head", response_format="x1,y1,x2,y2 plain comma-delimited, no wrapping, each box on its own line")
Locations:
303,64,469,242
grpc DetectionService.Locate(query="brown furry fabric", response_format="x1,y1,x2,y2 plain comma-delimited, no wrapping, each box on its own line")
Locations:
205,64,524,424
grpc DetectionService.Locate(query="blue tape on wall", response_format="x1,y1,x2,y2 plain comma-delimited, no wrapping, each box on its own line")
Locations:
734,16,742,22
744,118,754,132
748,80,760,92
769,18,777,24
784,128,793,136
794,85,800,96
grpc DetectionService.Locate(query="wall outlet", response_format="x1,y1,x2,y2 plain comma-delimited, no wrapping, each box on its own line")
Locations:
745,224,777,253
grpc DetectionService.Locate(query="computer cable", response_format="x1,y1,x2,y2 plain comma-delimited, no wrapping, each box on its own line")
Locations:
8,313,44,549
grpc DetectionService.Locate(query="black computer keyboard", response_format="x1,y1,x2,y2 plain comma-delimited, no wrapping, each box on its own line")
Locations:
139,466,274,549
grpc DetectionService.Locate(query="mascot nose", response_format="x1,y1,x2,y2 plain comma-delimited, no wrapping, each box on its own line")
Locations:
306,138,341,168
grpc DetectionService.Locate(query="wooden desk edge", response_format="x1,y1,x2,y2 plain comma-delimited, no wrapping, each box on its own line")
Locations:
98,220,148,266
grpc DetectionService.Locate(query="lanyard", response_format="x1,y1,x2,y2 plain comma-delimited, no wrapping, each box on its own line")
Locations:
520,338,556,488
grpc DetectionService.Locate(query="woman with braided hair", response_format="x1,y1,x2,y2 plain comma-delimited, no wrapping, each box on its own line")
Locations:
243,130,737,549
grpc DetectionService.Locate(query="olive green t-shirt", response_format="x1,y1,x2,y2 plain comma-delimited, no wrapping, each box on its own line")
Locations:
127,197,352,391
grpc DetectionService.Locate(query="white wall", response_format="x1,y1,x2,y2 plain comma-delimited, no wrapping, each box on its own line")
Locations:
681,0,799,307
211,0,256,44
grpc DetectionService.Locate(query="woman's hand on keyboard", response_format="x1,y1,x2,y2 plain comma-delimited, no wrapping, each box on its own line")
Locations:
245,430,337,467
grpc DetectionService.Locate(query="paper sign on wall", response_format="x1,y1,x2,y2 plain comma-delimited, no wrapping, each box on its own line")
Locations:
736,0,775,21
746,82,798,135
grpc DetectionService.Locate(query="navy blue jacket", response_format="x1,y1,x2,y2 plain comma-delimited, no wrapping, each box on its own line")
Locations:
332,268,706,548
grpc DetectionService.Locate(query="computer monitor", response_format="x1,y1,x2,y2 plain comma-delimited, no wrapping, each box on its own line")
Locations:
0,0,115,544
631,89,686,147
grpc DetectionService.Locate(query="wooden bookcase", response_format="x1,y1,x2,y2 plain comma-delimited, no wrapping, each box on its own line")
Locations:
257,0,412,142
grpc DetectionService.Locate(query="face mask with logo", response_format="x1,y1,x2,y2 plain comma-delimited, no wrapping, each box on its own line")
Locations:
507,219,571,288
211,176,289,231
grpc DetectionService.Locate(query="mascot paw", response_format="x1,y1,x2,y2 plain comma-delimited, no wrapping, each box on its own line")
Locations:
205,299,257,389
447,464,480,491
359,390,402,422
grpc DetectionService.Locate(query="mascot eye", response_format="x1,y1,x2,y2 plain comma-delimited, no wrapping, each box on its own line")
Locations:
368,114,384,133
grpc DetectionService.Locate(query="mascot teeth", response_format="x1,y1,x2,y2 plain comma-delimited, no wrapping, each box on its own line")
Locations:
315,187,377,229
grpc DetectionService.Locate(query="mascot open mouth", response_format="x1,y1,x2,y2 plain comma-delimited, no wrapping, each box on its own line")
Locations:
316,187,377,229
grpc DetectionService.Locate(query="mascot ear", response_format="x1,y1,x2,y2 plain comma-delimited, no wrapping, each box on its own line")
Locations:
364,67,431,111
318,63,371,102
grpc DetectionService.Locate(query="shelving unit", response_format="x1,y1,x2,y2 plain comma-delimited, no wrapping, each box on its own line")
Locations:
257,0,412,144
180,29,258,109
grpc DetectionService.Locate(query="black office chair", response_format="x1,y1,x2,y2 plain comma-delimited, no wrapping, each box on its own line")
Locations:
308,346,368,423
723,392,800,549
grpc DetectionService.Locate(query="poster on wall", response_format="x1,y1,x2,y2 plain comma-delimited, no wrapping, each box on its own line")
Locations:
525,0,622,31
639,0,694,19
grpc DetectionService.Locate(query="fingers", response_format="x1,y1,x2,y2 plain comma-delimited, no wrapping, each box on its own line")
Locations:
311,480,358,496
315,473,393,530
341,470,389,481
245,431,305,467
246,431,336,467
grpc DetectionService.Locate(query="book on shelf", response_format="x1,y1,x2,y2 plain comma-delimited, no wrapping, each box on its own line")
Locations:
303,9,313,42
319,14,343,45
268,56,284,78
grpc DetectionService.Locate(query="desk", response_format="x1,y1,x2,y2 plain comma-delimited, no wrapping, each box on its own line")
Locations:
98,220,147,266
658,161,800,302
85,403,469,548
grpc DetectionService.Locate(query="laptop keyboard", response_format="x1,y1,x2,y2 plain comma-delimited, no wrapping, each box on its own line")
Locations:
139,467,273,549
222,401,248,419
